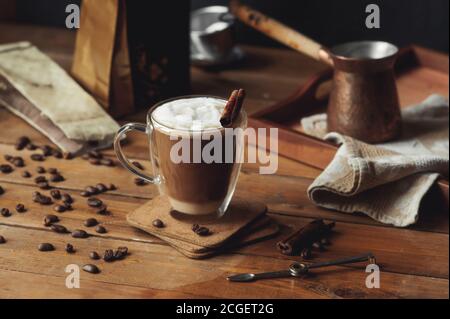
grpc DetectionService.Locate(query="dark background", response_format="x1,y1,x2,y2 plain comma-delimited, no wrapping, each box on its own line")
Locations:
1,0,448,52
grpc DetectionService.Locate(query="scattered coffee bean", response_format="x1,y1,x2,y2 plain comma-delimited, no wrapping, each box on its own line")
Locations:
301,248,312,260
26,143,37,151
63,201,73,211
0,164,13,174
51,224,68,234
36,166,46,174
15,204,27,213
4,155,13,162
95,183,108,193
52,149,63,159
89,158,101,166
108,184,116,191
44,214,59,226
50,189,61,200
40,145,53,157
50,174,64,183
100,158,115,167
63,152,73,160
103,249,115,262
1,208,11,217
12,157,25,167
95,225,107,234
114,246,128,260
0,235,6,244
33,193,52,205
82,264,100,274
84,218,98,227
0,186,4,195
37,181,51,190
134,178,148,186
15,136,30,150
88,151,103,159
132,161,144,170
87,197,103,208
34,176,47,184
61,193,73,204
312,242,326,251
66,243,75,253
192,224,211,236
38,243,54,252
89,251,100,260
53,205,66,213
22,171,32,178
85,186,98,195
48,168,58,174
30,154,45,162
80,191,91,197
96,205,109,215
72,229,89,239
152,219,164,228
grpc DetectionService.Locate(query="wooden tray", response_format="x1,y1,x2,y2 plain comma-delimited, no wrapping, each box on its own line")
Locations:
249,45,449,209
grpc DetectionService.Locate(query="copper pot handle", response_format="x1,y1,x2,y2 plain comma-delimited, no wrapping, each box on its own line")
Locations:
230,0,333,66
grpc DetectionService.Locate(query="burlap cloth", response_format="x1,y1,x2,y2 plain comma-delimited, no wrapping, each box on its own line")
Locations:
303,95,449,227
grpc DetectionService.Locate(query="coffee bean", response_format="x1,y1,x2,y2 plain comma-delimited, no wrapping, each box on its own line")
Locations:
50,189,61,200
1,208,11,217
152,219,164,228
15,204,27,213
301,248,312,260
103,249,115,262
33,193,52,205
66,243,75,253
134,178,148,186
48,168,58,174
89,251,100,260
15,136,30,150
80,191,91,197
0,186,4,195
63,201,73,211
192,224,211,236
132,161,144,170
107,184,116,191
0,235,6,244
95,225,107,234
22,171,32,178
4,155,13,162
100,158,115,167
87,197,103,208
36,167,45,174
52,149,63,159
26,143,37,151
95,183,108,193
50,174,64,182
84,218,98,227
40,145,53,157
53,205,66,213
96,205,109,215
0,164,13,174
38,243,54,252
82,264,100,274
61,193,73,204
312,242,326,251
44,214,59,226
89,158,101,166
30,154,45,162
37,181,51,190
72,229,89,238
114,246,128,260
85,186,98,195
63,152,73,160
51,224,68,234
12,157,25,167
34,176,47,183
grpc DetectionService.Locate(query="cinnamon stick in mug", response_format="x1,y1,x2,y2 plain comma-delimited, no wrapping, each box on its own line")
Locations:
220,89,246,127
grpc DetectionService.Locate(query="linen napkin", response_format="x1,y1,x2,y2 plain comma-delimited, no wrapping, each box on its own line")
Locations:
0,42,120,154
303,95,449,227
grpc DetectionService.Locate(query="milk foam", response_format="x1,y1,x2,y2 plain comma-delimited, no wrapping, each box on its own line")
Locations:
152,97,226,130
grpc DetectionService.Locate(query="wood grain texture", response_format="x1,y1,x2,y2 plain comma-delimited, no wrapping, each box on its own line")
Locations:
0,23,448,298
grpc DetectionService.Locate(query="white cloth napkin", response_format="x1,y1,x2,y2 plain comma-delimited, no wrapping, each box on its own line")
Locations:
304,95,449,227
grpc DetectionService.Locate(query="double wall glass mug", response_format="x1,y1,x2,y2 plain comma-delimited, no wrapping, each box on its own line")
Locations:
114,95,247,217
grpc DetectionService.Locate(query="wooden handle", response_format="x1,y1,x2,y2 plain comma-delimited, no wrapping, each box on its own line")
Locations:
230,0,333,66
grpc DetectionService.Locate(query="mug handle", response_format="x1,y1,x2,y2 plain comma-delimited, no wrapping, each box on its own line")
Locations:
114,123,160,184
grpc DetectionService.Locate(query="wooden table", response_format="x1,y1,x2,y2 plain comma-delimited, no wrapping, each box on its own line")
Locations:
0,24,448,299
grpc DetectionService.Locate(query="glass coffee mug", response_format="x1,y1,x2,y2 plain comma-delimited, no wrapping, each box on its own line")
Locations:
114,95,247,216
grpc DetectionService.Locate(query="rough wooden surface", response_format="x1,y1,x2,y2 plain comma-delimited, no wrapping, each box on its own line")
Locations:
0,23,448,299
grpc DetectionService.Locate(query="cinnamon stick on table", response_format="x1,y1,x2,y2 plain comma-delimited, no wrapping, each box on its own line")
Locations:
220,89,246,127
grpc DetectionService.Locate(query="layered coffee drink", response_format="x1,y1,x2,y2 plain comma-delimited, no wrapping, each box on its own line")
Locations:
150,97,245,215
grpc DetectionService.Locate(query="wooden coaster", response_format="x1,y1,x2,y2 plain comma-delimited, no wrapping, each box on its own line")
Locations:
127,195,267,249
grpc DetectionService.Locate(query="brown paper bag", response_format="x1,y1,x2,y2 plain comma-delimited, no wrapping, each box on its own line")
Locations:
72,0,190,119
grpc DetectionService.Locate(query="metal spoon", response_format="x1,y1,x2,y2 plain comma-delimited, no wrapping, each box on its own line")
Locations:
227,253,375,283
